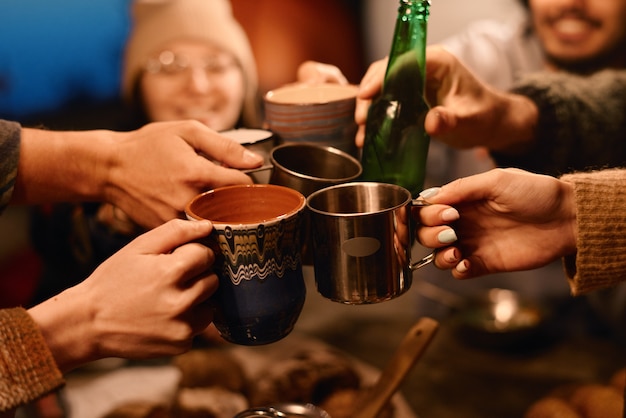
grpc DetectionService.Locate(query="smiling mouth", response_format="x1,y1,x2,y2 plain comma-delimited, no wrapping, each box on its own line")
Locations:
550,16,600,42
555,18,590,34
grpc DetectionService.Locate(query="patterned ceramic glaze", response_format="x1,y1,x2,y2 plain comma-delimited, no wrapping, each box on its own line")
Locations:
264,83,359,157
186,184,307,345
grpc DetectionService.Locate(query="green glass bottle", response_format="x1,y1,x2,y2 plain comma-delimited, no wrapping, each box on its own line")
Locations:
360,0,431,198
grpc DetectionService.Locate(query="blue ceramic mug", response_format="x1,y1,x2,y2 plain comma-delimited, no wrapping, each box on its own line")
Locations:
185,184,307,346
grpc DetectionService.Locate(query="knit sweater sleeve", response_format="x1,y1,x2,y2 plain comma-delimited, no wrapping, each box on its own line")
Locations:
491,70,626,177
0,308,64,411
0,120,21,214
559,169,626,295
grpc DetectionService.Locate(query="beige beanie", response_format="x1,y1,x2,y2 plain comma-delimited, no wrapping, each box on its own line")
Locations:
122,0,261,127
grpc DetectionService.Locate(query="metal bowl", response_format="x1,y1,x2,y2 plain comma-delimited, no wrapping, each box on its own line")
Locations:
452,288,550,349
234,403,330,417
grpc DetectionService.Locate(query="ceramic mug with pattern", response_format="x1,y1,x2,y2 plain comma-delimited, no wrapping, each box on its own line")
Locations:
186,184,307,345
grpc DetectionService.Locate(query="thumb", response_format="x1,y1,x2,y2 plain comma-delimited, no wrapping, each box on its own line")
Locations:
130,219,213,254
423,170,502,207
424,106,456,137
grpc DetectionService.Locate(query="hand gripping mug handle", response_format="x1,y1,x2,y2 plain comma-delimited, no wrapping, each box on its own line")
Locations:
410,199,435,271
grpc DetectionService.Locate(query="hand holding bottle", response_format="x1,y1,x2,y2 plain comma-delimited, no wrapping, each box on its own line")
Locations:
356,46,538,154
421,46,537,153
355,57,388,147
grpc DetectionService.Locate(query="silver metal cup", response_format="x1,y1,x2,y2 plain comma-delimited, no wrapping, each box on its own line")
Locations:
306,182,433,304
270,142,362,265
269,142,362,197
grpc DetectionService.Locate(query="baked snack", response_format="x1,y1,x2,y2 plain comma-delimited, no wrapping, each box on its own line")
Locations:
524,397,581,418
172,387,248,418
525,370,625,418
568,384,623,418
172,348,249,394
609,367,625,393
250,347,361,406
249,347,395,417
102,401,171,418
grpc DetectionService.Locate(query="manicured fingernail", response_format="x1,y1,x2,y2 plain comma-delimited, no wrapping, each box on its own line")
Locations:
443,247,459,263
419,187,440,199
243,150,264,164
437,228,457,244
455,260,469,273
441,208,459,222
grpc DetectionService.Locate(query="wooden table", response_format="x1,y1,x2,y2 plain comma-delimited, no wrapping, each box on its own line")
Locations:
296,267,626,418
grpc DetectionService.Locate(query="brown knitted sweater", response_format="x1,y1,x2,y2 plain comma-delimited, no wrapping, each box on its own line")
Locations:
0,308,64,412
560,169,626,295
1,120,65,411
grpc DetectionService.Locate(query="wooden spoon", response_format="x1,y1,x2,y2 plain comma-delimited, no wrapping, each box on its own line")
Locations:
354,317,439,418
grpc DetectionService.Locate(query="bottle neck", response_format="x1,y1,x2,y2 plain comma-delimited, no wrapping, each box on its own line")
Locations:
382,0,430,95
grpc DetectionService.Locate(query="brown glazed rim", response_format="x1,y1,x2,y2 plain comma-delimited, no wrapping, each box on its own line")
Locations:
264,83,359,105
185,184,306,227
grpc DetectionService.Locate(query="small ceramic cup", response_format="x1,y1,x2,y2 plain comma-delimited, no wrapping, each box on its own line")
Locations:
220,128,276,184
186,184,307,345
264,83,359,157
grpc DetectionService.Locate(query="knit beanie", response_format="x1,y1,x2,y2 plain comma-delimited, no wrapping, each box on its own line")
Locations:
122,0,261,127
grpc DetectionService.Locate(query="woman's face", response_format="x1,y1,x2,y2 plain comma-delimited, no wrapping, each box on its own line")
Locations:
140,39,246,131
529,0,626,69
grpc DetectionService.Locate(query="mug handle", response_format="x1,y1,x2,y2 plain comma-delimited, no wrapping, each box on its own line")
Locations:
410,252,435,270
410,199,435,271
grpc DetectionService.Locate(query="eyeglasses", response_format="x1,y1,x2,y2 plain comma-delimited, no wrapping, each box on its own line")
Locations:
144,50,238,77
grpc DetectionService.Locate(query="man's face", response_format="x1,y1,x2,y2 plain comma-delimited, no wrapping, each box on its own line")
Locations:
529,0,626,71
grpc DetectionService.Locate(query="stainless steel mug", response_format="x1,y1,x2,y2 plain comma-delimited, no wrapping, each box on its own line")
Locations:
306,182,433,304
269,142,362,197
270,142,362,265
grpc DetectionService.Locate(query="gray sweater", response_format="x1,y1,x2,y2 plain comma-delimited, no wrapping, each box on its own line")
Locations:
492,69,626,176
0,120,20,213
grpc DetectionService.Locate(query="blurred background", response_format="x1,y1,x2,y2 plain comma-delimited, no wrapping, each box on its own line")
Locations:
0,0,523,297
0,0,522,120
3,2,625,417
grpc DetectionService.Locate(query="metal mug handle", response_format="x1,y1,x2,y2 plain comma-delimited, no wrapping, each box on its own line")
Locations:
410,199,435,271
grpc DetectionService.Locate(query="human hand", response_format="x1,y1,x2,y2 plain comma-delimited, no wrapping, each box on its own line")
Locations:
107,120,264,228
354,47,537,152
354,57,388,147
296,60,349,85
423,46,538,152
28,219,219,372
416,168,577,279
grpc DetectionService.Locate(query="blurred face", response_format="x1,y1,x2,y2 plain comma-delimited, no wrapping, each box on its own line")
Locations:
140,39,246,131
529,0,626,71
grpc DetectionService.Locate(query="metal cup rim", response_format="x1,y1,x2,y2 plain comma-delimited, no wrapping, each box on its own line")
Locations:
270,142,362,182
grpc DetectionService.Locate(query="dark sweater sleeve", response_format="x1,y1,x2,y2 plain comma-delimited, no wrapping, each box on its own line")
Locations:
491,70,626,177
0,308,64,411
0,120,21,214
